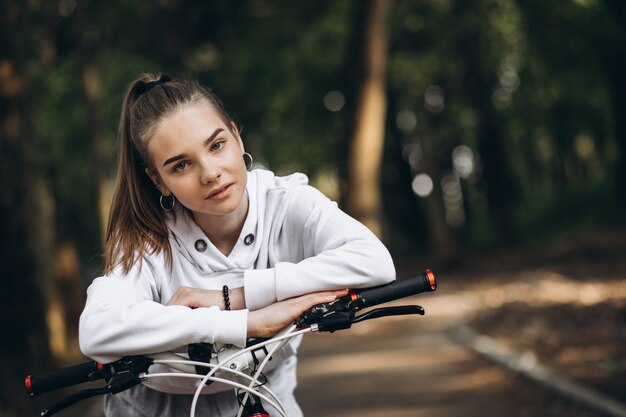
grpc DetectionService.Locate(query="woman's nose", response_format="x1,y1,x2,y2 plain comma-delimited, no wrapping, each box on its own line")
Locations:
200,160,221,184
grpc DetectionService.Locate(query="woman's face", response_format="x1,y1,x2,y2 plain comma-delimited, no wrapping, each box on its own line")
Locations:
146,101,248,222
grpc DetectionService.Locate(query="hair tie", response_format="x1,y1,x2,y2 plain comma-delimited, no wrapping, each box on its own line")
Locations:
141,75,172,94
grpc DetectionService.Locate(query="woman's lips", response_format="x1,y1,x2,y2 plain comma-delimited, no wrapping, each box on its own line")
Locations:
206,183,233,200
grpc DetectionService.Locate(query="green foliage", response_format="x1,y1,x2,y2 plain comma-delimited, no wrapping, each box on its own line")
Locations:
9,0,625,267
3,3,625,415
194,1,355,174
384,0,623,250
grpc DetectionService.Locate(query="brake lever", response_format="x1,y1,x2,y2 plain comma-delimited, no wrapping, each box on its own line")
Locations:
39,356,153,417
41,387,111,417
351,305,424,324
297,295,427,333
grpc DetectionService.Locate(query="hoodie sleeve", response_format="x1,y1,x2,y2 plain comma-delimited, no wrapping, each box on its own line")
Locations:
79,259,247,364
244,183,395,311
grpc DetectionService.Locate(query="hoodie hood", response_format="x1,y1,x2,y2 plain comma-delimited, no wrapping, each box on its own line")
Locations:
165,169,307,276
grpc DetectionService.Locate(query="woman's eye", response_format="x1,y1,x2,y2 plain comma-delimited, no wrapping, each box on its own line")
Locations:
211,140,225,151
174,161,189,172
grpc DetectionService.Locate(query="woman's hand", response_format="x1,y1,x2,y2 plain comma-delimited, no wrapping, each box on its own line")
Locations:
247,289,349,339
165,286,245,310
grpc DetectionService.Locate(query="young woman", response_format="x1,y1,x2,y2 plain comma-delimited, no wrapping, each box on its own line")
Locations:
79,74,395,417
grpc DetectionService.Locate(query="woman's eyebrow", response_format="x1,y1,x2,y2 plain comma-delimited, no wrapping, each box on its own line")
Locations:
203,128,225,146
162,128,225,167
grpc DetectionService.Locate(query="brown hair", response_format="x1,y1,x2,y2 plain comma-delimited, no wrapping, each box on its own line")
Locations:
104,73,236,274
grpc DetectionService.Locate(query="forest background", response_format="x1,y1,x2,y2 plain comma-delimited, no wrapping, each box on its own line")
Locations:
1,1,625,416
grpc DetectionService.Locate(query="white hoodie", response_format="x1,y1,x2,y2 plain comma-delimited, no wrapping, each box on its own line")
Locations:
79,169,395,394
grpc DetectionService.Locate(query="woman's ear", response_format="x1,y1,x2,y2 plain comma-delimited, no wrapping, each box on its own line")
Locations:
231,122,245,152
145,168,170,195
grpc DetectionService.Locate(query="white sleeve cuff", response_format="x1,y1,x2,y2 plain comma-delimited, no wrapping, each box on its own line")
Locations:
196,307,248,348
243,268,277,311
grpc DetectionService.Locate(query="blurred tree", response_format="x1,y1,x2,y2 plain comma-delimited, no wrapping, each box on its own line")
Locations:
76,4,108,243
386,0,622,249
344,0,393,236
385,1,463,258
0,2,54,415
514,0,620,237
597,0,626,216
195,0,354,180
452,0,520,244
386,0,510,256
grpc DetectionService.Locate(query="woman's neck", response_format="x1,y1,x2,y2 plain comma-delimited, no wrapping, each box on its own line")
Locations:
192,193,249,256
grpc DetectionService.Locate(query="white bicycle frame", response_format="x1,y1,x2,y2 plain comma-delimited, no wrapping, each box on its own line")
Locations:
142,324,317,417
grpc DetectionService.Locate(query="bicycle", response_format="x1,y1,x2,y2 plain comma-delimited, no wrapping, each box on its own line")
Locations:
25,270,437,417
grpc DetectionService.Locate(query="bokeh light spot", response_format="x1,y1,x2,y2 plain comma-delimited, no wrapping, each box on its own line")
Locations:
59,0,77,17
412,173,434,197
396,110,417,132
574,133,596,159
424,85,445,114
324,91,345,112
452,145,475,178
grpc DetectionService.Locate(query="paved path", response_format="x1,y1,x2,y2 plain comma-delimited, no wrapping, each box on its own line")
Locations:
295,287,609,417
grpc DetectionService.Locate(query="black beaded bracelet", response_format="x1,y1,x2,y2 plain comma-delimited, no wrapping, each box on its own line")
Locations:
222,285,231,310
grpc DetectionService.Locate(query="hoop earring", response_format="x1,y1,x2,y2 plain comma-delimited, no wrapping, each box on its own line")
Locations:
160,194,176,212
243,152,254,171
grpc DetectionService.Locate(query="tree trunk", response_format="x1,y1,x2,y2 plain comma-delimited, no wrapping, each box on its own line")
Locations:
345,0,392,237
600,0,626,217
0,52,53,417
419,114,463,261
454,1,519,244
607,70,626,217
82,62,108,244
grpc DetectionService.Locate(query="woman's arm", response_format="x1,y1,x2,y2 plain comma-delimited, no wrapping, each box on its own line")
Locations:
244,184,396,311
78,264,248,363
79,260,346,363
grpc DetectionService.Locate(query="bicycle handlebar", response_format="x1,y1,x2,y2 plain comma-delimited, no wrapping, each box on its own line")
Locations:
351,269,436,308
25,270,437,400
296,270,437,332
25,360,107,397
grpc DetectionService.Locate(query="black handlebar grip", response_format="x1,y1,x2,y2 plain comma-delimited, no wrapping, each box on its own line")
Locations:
353,269,436,308
25,360,106,396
